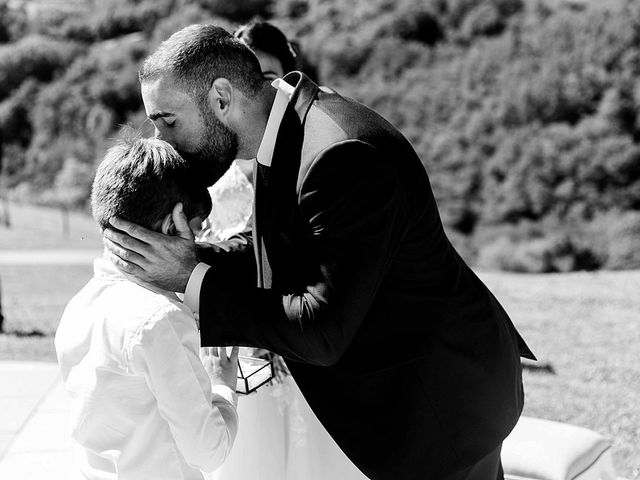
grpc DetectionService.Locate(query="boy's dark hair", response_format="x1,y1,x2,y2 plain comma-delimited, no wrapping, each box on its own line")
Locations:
91,136,212,232
234,21,297,74
139,24,265,109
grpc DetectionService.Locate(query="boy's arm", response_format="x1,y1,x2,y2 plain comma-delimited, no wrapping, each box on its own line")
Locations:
127,304,238,473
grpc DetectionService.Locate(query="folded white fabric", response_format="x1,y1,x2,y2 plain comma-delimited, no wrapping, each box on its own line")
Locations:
502,416,617,480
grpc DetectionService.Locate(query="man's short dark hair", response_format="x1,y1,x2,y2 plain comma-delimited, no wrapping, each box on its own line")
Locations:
91,136,212,231
139,24,266,105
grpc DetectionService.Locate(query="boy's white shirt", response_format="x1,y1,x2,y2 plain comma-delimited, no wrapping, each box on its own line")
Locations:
55,256,238,480
184,77,294,314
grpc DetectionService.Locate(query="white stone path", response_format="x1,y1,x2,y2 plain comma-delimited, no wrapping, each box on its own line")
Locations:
0,362,73,479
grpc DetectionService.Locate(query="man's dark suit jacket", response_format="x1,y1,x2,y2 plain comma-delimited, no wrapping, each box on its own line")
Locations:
198,72,535,480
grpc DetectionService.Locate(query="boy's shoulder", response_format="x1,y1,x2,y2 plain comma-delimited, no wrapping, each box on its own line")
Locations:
100,277,193,327
62,267,195,336
56,259,198,374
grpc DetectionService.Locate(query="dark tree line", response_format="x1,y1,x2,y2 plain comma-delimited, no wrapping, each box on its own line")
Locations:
0,0,638,272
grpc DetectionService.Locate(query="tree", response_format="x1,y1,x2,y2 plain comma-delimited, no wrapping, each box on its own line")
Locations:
0,1,27,44
0,36,83,102
198,0,273,23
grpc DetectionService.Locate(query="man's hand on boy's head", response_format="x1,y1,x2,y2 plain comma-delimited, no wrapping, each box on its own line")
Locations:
103,203,198,293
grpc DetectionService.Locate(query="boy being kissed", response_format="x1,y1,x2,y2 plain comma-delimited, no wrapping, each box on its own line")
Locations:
55,136,239,480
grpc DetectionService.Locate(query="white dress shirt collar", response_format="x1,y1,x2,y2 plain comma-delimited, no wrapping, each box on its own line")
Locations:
95,253,181,304
255,78,295,167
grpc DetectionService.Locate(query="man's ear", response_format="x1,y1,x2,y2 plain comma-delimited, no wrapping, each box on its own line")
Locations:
208,78,233,121
161,213,176,236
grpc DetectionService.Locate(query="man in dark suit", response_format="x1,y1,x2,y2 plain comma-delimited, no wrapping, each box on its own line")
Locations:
105,24,535,480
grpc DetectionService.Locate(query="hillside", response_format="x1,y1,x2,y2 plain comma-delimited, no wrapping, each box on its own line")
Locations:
1,0,639,272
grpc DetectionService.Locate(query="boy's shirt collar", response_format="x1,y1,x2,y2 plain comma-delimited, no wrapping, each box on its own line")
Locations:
94,253,182,304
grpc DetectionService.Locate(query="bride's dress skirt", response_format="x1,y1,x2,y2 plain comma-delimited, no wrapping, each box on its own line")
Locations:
208,376,369,480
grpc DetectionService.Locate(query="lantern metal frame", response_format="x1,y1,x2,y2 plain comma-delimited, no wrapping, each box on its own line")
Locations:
236,355,274,395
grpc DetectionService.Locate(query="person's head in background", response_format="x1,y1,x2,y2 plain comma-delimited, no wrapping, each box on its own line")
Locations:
234,21,297,80
92,136,212,237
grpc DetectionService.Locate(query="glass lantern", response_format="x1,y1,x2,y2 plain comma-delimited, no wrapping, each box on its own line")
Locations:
236,355,274,395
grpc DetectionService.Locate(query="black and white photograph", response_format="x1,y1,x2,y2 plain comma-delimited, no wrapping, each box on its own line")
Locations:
0,0,638,479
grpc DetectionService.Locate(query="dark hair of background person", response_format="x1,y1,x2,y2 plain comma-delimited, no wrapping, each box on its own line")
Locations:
91,135,212,232
233,21,297,74
139,24,266,111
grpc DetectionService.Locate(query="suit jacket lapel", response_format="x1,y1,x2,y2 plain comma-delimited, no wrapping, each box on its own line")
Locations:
253,73,320,290
253,106,304,289
252,160,269,288
283,71,320,124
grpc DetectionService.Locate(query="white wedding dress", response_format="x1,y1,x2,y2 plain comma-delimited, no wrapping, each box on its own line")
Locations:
200,161,369,480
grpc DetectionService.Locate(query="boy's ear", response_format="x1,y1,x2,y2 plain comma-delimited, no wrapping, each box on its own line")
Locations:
161,213,176,236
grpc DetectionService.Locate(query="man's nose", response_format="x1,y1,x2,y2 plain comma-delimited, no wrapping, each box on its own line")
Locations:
154,128,178,149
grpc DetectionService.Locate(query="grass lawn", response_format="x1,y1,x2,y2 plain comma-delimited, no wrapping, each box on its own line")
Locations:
0,264,94,361
0,202,102,250
480,270,640,480
0,255,637,477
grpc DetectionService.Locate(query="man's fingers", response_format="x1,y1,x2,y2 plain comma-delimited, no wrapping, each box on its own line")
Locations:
104,227,151,256
109,216,162,244
107,251,145,276
104,238,146,266
172,203,194,241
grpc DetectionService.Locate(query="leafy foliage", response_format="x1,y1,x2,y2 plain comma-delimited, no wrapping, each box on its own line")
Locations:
36,0,175,42
196,0,273,23
0,0,639,272
0,35,83,102
0,0,28,44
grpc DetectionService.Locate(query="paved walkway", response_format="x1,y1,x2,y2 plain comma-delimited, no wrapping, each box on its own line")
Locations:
0,361,73,479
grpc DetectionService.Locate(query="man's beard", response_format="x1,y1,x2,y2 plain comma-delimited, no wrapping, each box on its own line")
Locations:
178,109,238,187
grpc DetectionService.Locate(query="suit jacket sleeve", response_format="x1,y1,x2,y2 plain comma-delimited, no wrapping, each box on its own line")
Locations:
199,141,403,366
195,232,256,285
